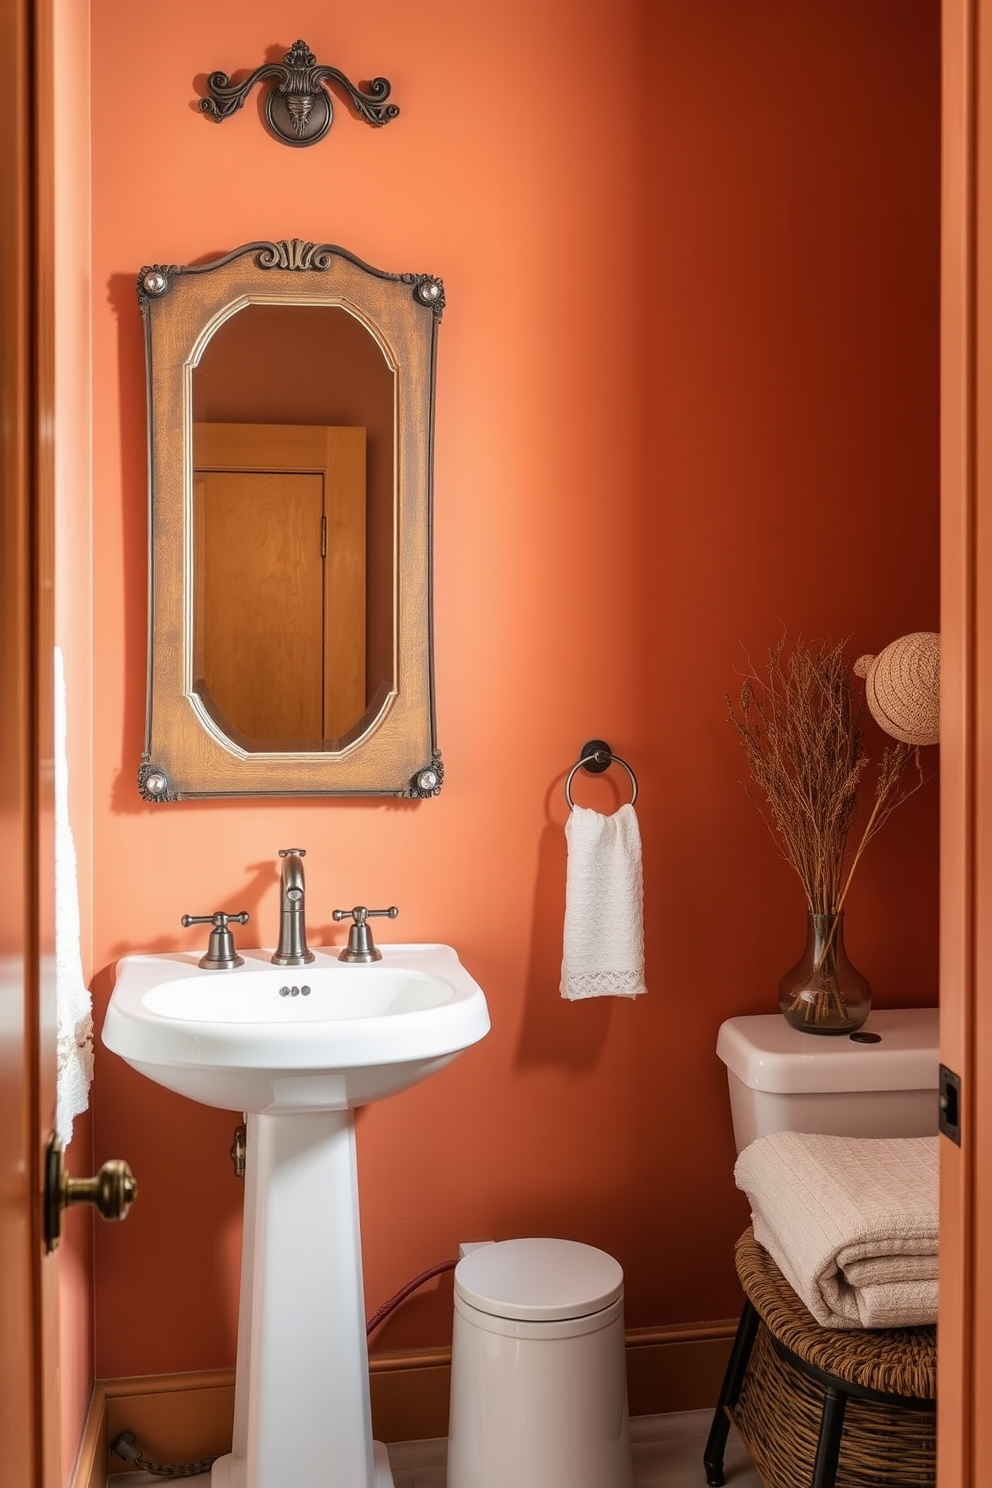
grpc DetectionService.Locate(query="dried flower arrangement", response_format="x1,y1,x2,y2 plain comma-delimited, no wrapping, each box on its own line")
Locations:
727,636,923,1026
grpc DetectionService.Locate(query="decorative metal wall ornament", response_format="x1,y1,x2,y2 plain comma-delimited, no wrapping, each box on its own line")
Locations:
199,39,399,148
406,754,445,799
138,762,176,803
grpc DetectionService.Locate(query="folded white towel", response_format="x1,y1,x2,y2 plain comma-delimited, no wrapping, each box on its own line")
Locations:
560,802,646,1000
734,1131,939,1329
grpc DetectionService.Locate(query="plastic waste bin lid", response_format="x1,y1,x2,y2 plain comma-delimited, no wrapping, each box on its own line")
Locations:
454,1238,623,1322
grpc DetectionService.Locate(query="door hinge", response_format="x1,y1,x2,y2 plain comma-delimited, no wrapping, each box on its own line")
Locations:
939,1063,961,1146
321,514,327,557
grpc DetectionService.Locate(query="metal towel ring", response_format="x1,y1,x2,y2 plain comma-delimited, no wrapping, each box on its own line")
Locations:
564,738,638,809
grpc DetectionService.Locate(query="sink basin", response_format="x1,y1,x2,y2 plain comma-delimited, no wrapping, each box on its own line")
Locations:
103,943,490,1114
103,940,490,1488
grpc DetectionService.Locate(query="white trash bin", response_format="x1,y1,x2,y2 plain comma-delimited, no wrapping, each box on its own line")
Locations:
446,1238,634,1488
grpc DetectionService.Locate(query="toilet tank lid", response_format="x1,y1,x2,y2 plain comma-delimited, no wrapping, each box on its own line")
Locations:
454,1238,623,1321
716,1008,939,1094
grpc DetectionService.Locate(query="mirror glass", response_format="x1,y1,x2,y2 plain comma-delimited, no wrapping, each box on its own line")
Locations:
137,239,445,801
191,305,394,751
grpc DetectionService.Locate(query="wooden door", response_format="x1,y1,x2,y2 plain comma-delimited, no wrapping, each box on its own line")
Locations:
194,423,367,745
194,470,326,741
940,1,992,1482
0,0,59,1483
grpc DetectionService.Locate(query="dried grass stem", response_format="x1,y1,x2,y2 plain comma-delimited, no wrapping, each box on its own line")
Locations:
727,637,922,922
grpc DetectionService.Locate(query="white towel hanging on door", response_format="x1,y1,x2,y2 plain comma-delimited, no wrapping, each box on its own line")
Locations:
55,646,93,1143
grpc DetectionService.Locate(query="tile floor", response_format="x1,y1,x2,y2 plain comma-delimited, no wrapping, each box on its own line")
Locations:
106,1408,763,1486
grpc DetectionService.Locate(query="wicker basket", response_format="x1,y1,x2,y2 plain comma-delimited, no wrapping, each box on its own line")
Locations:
728,1230,936,1488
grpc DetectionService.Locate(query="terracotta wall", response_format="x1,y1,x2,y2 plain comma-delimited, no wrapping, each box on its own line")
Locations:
86,0,941,1384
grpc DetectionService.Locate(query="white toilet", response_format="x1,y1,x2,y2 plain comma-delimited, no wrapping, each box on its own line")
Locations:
716,1006,940,1150
446,1237,633,1488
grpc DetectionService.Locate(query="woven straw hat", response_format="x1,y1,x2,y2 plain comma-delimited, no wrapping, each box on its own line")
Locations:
854,632,940,746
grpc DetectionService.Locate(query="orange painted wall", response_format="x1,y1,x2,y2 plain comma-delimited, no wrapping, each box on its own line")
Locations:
87,0,941,1381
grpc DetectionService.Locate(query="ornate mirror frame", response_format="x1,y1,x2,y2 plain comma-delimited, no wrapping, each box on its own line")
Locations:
137,239,444,801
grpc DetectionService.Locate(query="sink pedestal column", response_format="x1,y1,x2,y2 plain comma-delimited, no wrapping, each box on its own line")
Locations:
211,1109,393,1488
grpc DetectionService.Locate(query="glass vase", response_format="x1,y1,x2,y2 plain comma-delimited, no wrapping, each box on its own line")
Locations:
778,911,871,1035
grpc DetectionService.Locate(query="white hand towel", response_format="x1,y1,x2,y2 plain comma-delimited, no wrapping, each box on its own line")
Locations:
560,802,646,999
55,646,94,1144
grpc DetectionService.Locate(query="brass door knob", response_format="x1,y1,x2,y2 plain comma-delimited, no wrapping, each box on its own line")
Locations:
44,1132,137,1252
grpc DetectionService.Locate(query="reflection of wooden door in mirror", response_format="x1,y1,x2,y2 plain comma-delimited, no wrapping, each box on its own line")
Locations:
193,423,366,748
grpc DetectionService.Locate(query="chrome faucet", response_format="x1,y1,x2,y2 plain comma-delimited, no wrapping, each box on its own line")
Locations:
271,849,315,967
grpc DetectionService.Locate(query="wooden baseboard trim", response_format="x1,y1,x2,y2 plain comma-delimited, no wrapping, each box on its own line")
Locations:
624,1320,738,1417
76,1369,237,1486
74,1322,739,1484
70,1381,108,1488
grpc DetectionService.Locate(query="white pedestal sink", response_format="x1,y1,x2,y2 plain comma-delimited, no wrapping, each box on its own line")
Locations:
103,945,490,1488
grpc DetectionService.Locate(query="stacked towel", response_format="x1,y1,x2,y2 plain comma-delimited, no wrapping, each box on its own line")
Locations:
560,803,646,1000
734,1130,939,1329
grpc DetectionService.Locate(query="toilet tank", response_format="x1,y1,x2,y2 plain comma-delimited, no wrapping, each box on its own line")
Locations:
716,1007,939,1153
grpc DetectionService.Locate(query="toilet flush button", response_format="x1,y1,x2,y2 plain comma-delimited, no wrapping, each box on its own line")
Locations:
850,1031,882,1044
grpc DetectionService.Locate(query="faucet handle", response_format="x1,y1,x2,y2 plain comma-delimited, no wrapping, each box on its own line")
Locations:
331,906,398,964
181,911,250,970
278,848,306,858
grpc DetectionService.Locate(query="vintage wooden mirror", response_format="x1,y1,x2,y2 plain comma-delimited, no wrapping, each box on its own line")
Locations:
136,239,445,800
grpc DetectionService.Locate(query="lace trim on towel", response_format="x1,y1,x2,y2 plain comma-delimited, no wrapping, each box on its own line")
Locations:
561,969,646,1000
57,1010,95,1131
